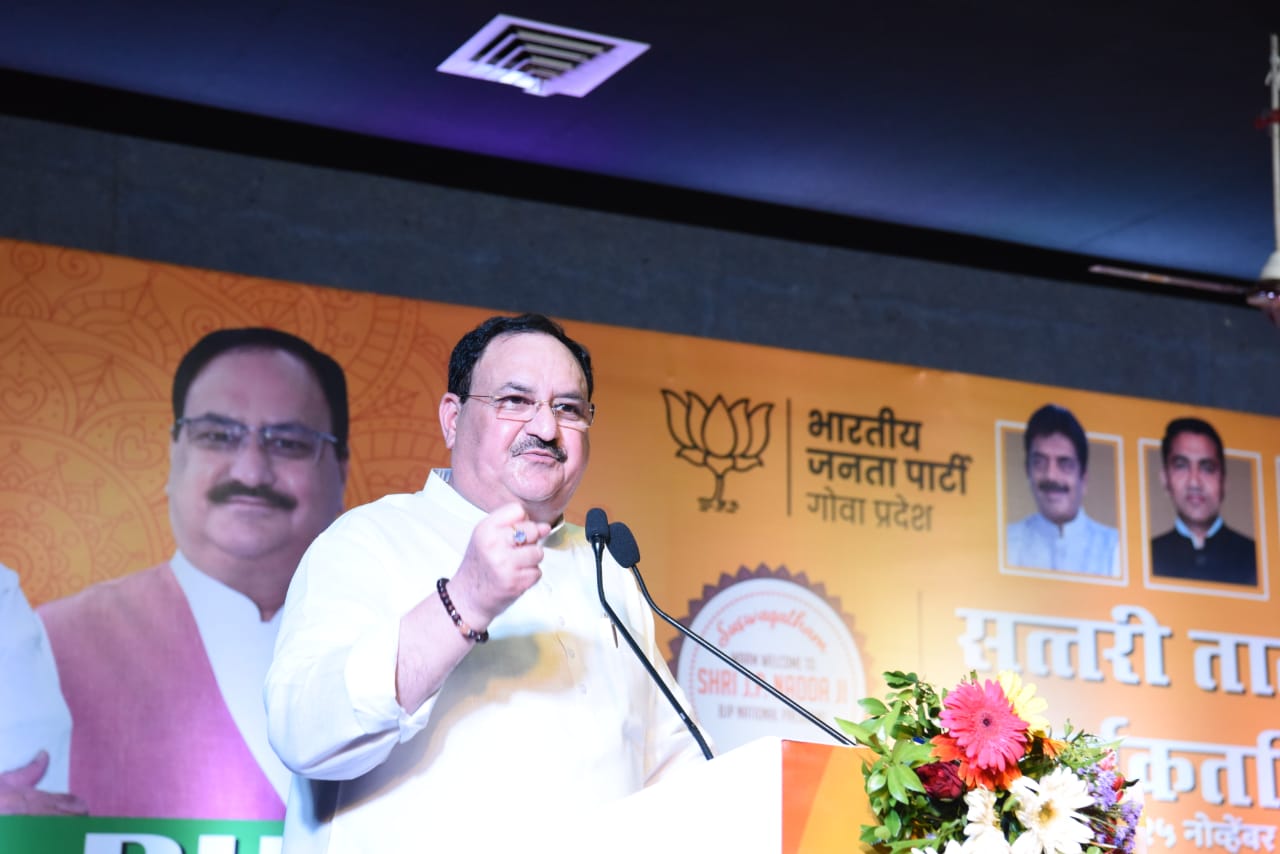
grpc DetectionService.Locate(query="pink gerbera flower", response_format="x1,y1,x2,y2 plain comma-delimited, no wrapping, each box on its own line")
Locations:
939,678,1028,774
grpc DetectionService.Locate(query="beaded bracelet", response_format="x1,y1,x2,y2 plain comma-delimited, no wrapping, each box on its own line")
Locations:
436,577,489,644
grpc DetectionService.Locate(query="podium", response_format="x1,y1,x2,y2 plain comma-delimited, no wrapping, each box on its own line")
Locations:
565,737,877,853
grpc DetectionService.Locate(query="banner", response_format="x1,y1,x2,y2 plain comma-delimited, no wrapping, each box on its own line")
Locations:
1,239,1275,852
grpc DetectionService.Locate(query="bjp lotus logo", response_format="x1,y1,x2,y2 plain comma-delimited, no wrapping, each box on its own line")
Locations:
661,390,774,512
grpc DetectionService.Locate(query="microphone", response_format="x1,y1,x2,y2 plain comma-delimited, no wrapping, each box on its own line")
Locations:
585,507,610,555
606,521,854,747
585,508,713,760
603,521,640,568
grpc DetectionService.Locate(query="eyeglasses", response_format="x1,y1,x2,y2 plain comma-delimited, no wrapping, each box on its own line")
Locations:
173,415,339,462
464,393,595,431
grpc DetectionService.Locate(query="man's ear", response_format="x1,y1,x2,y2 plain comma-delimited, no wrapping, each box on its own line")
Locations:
439,393,461,449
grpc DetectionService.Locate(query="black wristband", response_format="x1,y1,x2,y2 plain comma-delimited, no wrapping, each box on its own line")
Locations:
437,577,489,643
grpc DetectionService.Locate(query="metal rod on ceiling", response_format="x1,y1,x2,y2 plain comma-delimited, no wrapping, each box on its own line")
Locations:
1268,34,1279,258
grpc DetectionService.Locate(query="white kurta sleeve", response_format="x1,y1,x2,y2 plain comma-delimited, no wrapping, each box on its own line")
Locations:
265,498,443,781
0,565,73,792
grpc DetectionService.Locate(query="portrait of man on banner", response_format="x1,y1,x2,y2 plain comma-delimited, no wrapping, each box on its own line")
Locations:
1148,417,1259,587
34,327,350,821
1002,403,1122,578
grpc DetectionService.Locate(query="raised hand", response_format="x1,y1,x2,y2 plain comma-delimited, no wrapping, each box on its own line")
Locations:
446,502,552,630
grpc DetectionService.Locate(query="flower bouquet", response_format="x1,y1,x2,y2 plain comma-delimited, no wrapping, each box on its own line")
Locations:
837,671,1143,854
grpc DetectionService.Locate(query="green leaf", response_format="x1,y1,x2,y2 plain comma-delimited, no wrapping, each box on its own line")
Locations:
885,670,919,688
881,705,904,739
890,763,921,804
897,764,926,795
885,770,905,802
837,717,876,745
897,740,935,765
859,696,891,716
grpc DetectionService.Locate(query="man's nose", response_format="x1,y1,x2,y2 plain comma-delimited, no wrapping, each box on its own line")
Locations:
524,401,561,438
227,434,277,484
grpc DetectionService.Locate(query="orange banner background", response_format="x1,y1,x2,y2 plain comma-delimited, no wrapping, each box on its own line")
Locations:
3,238,1276,848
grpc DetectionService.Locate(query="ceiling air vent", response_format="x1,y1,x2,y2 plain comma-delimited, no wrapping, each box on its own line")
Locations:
438,14,649,97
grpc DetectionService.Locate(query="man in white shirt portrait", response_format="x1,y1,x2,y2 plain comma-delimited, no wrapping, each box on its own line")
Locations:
1005,403,1120,577
37,327,349,819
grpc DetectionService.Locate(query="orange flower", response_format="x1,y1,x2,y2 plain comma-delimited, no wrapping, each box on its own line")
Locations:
1040,737,1066,760
932,733,1024,789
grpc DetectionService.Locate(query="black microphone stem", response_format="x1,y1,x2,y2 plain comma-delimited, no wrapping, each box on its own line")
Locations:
591,539,714,761
627,562,854,747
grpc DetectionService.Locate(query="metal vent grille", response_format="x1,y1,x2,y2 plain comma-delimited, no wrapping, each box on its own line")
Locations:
438,14,649,97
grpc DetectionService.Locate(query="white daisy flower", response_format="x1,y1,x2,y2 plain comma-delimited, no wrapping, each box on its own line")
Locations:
964,787,999,826
1009,768,1095,854
966,827,1014,854
961,787,1010,854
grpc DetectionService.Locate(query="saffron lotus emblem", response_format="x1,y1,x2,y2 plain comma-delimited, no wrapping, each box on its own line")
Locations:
661,390,774,512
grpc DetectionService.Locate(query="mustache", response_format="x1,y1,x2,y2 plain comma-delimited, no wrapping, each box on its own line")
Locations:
511,435,568,463
1036,479,1070,495
207,481,298,510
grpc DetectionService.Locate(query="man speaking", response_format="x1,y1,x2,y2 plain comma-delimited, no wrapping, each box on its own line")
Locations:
266,313,704,852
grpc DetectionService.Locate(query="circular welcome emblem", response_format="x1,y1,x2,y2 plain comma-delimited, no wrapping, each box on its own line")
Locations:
671,565,866,752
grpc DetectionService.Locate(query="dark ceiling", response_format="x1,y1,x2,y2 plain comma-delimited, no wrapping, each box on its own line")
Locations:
2,3,1278,297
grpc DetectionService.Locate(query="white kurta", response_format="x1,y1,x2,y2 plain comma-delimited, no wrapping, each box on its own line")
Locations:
1006,510,1120,576
266,470,705,853
171,552,291,801
0,565,72,792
